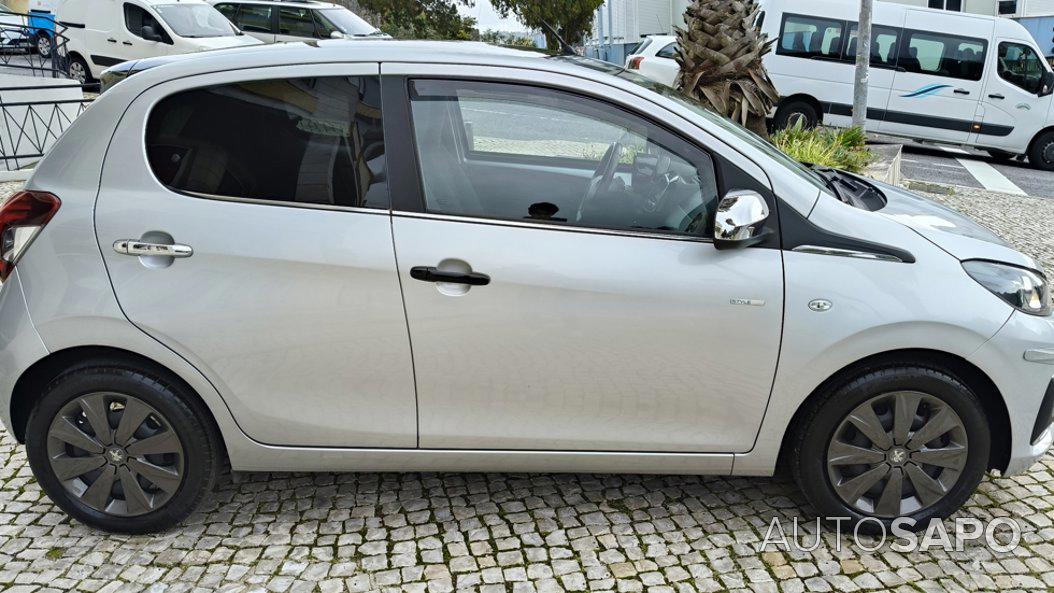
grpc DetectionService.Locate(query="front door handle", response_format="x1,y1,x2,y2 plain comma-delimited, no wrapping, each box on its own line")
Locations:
410,266,490,286
953,88,970,95
113,240,193,258
989,93,1005,100
122,41,133,46
107,38,117,43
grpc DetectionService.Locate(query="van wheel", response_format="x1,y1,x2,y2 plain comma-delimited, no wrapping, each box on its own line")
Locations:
67,54,92,84
35,33,52,59
790,366,989,532
25,365,220,533
1028,131,1054,171
775,99,819,130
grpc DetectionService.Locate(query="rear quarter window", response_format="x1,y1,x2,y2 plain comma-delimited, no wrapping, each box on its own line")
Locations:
145,76,387,209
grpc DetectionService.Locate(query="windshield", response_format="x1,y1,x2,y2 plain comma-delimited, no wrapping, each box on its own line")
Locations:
315,8,380,36
154,4,237,38
556,56,828,192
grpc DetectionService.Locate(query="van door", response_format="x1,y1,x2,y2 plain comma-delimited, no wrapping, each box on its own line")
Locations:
976,39,1052,152
119,2,173,61
882,11,991,143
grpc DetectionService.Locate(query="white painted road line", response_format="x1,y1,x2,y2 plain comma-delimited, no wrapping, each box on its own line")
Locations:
956,158,1027,195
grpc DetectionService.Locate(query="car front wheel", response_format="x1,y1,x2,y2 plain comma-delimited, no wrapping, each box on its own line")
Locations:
26,365,220,533
791,365,990,531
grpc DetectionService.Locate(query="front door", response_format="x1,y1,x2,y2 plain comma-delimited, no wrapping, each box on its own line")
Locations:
95,65,418,448
882,10,991,143
976,39,1052,151
389,75,784,453
276,6,319,42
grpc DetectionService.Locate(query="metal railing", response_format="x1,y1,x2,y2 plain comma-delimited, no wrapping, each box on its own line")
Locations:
0,10,94,170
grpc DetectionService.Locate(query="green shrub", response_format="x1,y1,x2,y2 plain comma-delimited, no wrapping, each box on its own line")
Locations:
771,123,873,173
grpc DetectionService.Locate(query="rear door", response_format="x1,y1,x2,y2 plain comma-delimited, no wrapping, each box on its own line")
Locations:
383,65,784,453
883,11,991,142
95,64,418,448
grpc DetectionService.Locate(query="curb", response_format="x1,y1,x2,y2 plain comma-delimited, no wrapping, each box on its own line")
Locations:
861,143,902,186
0,169,34,183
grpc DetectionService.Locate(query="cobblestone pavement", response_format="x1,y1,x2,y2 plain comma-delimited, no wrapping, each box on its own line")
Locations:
2,182,1054,593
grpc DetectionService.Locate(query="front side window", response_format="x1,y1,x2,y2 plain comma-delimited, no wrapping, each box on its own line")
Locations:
124,4,169,42
408,80,719,237
237,5,273,33
152,3,237,37
899,31,986,81
844,24,900,67
998,42,1047,94
279,7,317,37
777,14,844,60
147,77,387,209
314,8,379,36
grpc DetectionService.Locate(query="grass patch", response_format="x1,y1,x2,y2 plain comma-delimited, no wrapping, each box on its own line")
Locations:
46,547,64,560
772,124,873,173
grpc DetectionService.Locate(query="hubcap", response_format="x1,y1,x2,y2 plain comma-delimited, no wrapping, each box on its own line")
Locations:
1042,141,1054,165
68,63,85,84
46,393,184,516
38,36,50,57
826,391,968,518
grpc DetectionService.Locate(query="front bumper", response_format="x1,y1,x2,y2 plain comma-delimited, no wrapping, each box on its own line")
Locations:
969,311,1054,476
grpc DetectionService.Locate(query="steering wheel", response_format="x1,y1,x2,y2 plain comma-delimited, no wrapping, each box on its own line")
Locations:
576,141,623,223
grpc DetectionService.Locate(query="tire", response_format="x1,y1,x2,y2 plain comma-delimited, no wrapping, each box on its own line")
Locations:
790,365,990,533
986,148,1017,162
35,32,51,59
25,365,220,533
774,99,819,130
67,53,92,84
1028,130,1054,171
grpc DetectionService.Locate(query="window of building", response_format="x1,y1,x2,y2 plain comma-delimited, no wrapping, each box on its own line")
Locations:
147,77,387,209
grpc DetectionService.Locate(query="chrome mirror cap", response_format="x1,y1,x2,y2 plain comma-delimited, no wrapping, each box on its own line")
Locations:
713,190,771,249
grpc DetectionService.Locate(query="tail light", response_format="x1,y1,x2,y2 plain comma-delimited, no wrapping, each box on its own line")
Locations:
0,191,61,282
628,56,644,69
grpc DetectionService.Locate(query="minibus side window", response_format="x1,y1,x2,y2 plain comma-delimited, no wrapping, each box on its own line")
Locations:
776,14,844,61
843,24,901,68
998,42,1046,94
898,31,986,81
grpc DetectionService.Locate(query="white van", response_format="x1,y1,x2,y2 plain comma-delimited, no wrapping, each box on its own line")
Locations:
56,0,262,84
761,0,1054,169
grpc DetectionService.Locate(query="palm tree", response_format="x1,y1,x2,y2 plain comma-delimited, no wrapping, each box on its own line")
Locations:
673,0,778,137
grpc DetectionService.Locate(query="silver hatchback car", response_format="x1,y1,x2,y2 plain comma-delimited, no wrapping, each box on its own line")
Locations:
3,41,1053,533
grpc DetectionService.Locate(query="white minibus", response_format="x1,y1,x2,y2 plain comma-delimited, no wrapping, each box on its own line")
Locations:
761,0,1054,169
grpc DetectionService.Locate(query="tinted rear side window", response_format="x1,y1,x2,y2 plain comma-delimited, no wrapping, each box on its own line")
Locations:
146,76,387,209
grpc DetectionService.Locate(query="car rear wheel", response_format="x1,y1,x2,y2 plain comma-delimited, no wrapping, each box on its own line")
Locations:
35,33,51,59
26,365,220,533
791,366,990,531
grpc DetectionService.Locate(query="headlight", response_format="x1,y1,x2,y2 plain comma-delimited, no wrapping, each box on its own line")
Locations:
963,260,1051,316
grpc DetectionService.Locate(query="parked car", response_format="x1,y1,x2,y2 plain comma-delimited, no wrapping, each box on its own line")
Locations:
6,40,1054,533
208,0,385,43
54,0,261,84
624,34,679,87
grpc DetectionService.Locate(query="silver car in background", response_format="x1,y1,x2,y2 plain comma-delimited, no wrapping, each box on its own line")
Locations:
1,40,1052,533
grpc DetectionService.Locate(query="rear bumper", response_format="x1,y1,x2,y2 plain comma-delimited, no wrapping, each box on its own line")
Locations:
0,271,49,436
969,311,1054,476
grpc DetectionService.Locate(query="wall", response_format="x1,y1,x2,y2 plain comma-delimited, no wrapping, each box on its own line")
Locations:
1018,15,1054,55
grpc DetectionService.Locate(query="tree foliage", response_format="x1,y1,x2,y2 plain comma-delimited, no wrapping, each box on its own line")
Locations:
490,0,603,52
352,0,477,40
673,0,778,137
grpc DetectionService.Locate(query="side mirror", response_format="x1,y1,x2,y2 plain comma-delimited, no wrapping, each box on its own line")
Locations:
713,190,771,250
1040,71,1054,97
330,30,344,39
141,25,164,43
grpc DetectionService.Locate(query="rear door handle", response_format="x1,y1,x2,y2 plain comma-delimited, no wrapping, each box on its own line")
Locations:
989,93,1005,100
954,88,970,95
107,38,117,43
113,240,193,258
410,266,490,286
122,41,133,46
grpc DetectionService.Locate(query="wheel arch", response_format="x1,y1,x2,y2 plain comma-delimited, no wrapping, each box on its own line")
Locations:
1027,125,1054,156
10,346,227,460
777,348,1011,473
